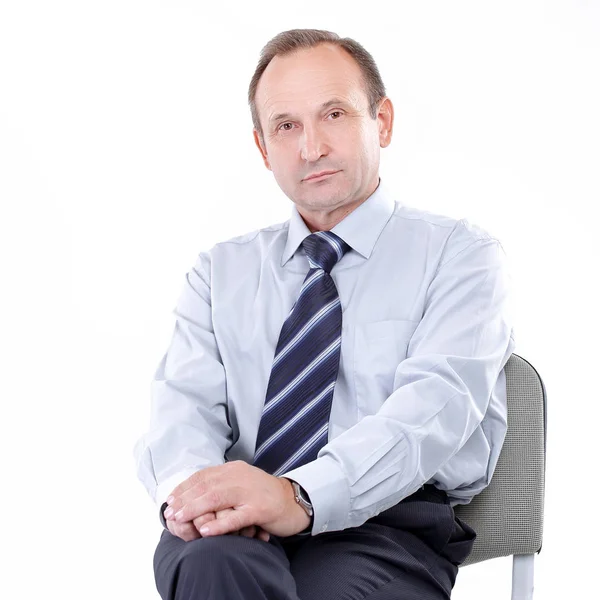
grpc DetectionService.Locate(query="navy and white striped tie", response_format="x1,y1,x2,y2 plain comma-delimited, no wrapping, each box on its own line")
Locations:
252,231,351,476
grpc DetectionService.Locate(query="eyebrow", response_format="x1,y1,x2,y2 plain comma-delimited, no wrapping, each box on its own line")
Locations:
269,98,351,125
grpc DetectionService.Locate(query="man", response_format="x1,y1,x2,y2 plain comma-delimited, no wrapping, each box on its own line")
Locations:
134,28,515,599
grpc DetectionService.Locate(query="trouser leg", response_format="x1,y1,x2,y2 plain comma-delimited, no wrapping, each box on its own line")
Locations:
153,529,302,600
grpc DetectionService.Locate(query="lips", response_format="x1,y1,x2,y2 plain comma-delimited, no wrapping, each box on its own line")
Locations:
304,170,339,181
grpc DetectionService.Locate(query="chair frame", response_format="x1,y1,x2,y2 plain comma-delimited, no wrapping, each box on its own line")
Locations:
454,353,547,600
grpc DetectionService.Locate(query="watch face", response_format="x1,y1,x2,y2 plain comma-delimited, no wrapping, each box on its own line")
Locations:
298,488,310,502
295,482,310,504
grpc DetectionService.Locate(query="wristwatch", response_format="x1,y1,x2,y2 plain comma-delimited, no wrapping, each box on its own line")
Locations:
288,479,314,535
290,480,314,517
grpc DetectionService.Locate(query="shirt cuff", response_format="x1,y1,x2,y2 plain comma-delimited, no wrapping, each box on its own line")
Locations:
280,455,351,536
159,502,169,531
155,467,202,509
155,467,203,530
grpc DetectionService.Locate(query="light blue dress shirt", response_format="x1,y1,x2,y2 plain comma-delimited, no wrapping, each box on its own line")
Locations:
133,177,516,536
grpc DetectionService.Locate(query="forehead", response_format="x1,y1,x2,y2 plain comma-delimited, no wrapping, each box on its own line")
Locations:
256,44,367,125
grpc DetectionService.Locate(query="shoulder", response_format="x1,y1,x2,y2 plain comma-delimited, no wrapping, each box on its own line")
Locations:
393,204,503,266
394,204,496,241
214,219,288,247
190,218,289,281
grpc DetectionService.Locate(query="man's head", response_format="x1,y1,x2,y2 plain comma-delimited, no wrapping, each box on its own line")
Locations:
248,29,394,232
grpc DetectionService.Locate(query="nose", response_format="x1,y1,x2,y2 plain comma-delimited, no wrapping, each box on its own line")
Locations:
300,124,328,162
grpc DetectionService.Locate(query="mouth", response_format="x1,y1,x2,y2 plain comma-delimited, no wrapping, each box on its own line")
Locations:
303,170,340,182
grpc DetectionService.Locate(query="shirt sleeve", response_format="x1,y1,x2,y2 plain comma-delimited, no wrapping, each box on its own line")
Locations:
281,226,515,536
132,251,233,515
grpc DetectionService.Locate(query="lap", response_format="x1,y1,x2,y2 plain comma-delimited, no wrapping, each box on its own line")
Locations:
154,529,300,600
154,489,476,600
280,497,472,600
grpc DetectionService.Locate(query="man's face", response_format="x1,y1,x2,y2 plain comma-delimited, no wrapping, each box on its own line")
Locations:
253,43,393,218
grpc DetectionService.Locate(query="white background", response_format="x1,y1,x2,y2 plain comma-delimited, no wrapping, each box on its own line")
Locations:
1,1,598,598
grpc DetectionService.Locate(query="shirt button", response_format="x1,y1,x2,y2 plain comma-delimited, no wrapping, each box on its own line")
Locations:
320,524,328,532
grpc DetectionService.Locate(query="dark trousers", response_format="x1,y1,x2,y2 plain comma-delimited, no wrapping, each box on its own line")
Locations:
153,484,476,600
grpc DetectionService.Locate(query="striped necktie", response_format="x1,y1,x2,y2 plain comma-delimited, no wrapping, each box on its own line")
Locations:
252,230,351,476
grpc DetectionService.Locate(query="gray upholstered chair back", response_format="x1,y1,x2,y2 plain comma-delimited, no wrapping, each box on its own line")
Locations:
454,353,546,598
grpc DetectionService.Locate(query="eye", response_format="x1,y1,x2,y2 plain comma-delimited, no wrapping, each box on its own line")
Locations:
277,111,343,132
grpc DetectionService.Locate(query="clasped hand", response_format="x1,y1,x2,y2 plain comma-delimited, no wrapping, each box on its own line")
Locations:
163,461,311,543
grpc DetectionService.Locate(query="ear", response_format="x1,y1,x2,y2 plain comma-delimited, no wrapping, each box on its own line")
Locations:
253,129,271,171
377,97,394,148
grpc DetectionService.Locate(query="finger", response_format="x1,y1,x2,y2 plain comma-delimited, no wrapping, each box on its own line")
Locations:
239,525,257,538
191,508,232,536
199,509,252,538
174,488,234,523
169,464,225,501
181,523,202,542
168,518,201,542
216,508,240,536
193,511,217,533
258,529,270,542
173,462,242,506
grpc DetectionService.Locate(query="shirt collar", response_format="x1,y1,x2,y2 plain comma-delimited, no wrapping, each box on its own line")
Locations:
280,177,398,267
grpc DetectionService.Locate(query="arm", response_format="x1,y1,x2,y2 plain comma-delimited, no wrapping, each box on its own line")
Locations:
281,227,515,535
133,251,233,529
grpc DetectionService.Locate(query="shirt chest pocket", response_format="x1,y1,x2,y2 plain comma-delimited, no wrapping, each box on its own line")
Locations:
353,319,420,416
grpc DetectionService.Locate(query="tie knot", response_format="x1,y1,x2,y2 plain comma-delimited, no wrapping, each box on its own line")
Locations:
302,231,351,274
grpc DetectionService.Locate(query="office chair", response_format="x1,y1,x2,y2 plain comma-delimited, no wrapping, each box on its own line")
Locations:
453,353,547,600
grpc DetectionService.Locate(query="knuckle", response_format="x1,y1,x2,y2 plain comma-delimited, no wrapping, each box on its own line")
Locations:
206,490,221,506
